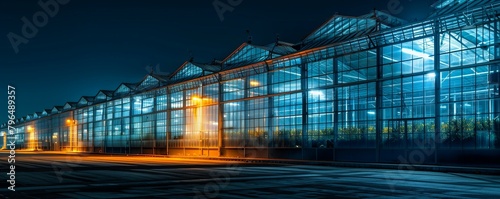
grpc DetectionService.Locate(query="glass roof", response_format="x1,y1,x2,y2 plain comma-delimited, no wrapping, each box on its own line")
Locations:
430,0,496,18
115,84,133,96
96,90,113,101
171,62,204,81
223,44,275,69
137,75,160,90
302,16,387,50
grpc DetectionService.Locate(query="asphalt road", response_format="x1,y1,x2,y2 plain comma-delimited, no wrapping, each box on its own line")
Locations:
0,151,499,199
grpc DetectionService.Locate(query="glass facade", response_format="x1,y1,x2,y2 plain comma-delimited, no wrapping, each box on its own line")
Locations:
2,2,500,164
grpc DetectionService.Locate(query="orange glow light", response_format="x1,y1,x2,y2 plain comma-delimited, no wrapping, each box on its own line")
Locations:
250,80,260,87
192,96,201,101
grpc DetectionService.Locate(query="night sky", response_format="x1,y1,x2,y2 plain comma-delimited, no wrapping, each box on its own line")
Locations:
0,0,436,120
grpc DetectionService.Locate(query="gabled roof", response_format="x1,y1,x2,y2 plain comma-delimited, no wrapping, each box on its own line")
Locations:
78,96,95,107
301,16,377,50
300,11,404,50
222,42,284,69
33,112,42,118
64,102,78,110
136,74,168,91
95,90,113,102
114,83,138,96
42,109,51,116
170,61,221,82
26,114,33,120
52,106,64,114
429,0,495,18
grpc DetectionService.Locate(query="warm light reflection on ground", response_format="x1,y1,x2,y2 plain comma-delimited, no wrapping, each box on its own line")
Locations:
1,151,499,198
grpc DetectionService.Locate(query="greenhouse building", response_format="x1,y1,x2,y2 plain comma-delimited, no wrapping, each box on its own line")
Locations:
2,0,500,165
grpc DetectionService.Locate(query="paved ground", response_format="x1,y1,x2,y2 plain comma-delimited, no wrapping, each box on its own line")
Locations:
0,151,499,198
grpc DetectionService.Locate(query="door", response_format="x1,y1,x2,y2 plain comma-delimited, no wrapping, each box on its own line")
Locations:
52,132,60,151
381,118,435,164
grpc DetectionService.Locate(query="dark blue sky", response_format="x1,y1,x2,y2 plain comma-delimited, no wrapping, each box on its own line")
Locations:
0,0,435,120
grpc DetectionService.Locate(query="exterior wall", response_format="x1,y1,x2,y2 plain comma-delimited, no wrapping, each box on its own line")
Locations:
2,6,500,165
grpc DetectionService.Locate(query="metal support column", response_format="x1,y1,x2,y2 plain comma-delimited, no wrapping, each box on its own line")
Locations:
333,57,339,161
128,98,132,155
434,19,441,164
166,88,171,155
267,64,274,157
153,92,157,155
218,74,224,157
182,90,186,156
376,46,383,162
301,58,309,160
243,76,249,157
